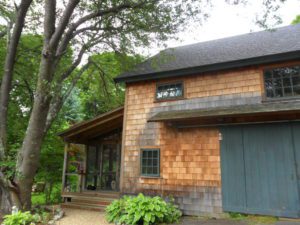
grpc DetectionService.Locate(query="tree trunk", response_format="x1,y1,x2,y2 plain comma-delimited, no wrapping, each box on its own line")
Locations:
0,184,12,214
0,0,33,159
45,182,53,204
15,50,55,210
15,94,51,210
0,173,22,214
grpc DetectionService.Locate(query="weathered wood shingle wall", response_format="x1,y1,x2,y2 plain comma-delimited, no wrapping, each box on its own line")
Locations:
122,66,263,216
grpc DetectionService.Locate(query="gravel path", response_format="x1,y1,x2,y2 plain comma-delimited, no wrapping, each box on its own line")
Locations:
56,209,110,225
56,209,300,225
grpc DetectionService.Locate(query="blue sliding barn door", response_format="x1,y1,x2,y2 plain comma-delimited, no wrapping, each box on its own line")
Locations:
220,122,300,218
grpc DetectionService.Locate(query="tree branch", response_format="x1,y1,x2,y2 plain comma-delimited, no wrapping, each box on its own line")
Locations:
49,0,80,50
0,0,33,160
44,0,56,43
59,35,105,81
56,0,155,57
45,62,91,132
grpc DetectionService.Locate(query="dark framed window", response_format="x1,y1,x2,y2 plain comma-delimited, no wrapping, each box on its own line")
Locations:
140,149,160,177
156,82,183,100
264,65,300,99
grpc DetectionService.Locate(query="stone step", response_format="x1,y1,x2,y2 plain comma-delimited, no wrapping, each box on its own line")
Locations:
61,203,106,212
71,198,112,206
62,193,119,201
63,194,116,203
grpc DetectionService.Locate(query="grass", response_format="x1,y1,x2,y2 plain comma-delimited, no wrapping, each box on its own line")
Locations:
229,212,278,225
31,183,62,206
31,192,47,206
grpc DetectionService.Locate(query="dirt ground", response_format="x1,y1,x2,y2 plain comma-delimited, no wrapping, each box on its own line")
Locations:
56,208,110,225
56,209,300,225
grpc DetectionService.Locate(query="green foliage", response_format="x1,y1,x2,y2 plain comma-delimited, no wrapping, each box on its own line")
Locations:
106,193,182,225
228,212,278,225
228,212,248,219
292,15,300,24
31,184,62,206
2,211,39,225
76,52,143,119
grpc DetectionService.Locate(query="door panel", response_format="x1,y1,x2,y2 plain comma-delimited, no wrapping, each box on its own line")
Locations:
85,144,120,191
242,123,300,217
220,122,300,218
100,144,118,191
220,126,247,212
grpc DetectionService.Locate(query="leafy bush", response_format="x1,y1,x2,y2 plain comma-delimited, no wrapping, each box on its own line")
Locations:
106,193,182,225
2,211,39,225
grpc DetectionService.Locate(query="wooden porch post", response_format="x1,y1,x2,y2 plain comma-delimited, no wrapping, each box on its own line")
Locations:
119,87,129,193
61,143,69,193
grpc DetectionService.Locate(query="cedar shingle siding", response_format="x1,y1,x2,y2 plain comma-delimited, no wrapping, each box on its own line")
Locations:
121,64,270,215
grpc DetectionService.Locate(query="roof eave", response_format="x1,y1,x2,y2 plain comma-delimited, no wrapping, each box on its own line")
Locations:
57,106,124,137
114,50,300,83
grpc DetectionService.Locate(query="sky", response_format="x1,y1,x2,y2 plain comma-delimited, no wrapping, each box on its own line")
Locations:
145,0,300,56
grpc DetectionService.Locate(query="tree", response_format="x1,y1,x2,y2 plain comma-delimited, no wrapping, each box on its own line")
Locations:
292,15,300,24
77,52,143,119
0,0,290,212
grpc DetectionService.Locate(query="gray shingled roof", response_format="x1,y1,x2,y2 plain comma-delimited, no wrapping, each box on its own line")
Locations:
115,24,300,83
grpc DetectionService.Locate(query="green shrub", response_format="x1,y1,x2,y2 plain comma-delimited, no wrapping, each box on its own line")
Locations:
3,211,39,225
106,193,182,225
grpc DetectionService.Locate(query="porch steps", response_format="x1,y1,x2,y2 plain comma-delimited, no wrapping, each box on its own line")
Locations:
61,192,119,211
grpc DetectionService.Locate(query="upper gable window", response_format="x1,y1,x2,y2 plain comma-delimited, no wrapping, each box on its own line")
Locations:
156,82,183,100
264,65,300,99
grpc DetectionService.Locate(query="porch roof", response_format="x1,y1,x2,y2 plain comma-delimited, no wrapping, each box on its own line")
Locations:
148,101,300,127
58,106,124,143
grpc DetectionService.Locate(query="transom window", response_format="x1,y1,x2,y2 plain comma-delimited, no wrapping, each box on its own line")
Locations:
156,82,183,100
264,65,300,99
140,149,160,177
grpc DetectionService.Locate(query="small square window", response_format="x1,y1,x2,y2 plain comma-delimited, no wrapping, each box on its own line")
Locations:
140,149,160,177
156,82,183,100
264,65,300,99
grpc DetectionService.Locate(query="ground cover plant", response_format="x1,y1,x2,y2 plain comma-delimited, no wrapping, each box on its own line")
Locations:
2,211,39,225
106,193,182,225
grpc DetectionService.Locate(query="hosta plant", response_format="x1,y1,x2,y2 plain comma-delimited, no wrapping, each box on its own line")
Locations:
105,193,182,225
2,211,39,225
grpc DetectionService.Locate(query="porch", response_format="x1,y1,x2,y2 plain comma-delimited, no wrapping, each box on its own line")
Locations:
58,107,124,211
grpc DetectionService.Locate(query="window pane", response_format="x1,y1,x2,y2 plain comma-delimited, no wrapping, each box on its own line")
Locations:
264,70,272,79
142,151,148,158
153,159,158,166
282,78,291,87
141,149,159,176
264,65,300,98
273,69,282,79
153,167,158,175
142,167,147,174
147,167,153,175
274,88,283,97
266,88,274,98
273,78,282,88
294,86,300,95
284,87,293,96
147,158,152,166
142,159,147,166
156,82,183,100
293,76,300,86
